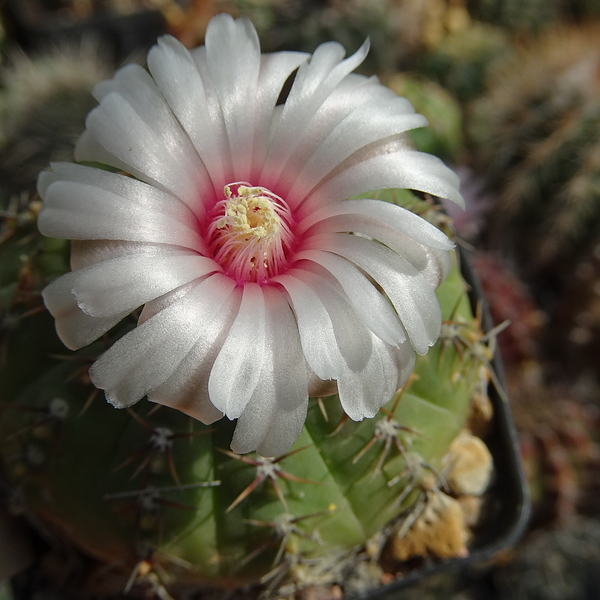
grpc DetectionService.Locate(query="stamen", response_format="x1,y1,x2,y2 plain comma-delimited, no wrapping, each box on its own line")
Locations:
208,183,294,283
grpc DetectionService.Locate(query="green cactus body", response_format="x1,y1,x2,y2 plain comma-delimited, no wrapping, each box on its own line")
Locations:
0,191,486,592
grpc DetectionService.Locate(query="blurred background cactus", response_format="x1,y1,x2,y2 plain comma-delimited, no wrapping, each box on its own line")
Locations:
468,24,600,392
468,0,563,33
470,24,600,286
0,43,110,205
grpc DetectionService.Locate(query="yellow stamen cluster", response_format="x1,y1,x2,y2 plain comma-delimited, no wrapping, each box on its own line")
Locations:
215,185,282,239
208,183,293,283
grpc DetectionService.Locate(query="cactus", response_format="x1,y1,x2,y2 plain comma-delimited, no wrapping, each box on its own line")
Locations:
471,24,600,286
0,188,492,597
469,0,600,33
0,14,495,596
468,0,561,33
417,20,511,102
0,43,111,205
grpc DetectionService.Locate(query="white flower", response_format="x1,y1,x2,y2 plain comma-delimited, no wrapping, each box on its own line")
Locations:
38,14,463,457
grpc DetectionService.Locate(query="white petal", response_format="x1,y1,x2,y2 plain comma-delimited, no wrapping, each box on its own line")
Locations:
274,271,355,381
306,269,373,371
262,38,370,187
205,14,261,180
337,335,415,421
420,247,452,289
287,98,427,203
268,79,387,199
73,251,220,317
298,198,453,251
393,339,419,393
38,164,203,250
279,268,372,372
208,283,266,419
293,252,406,346
189,31,309,185
251,50,310,177
89,274,236,408
255,401,307,458
304,211,451,287
230,286,308,456
147,35,230,190
337,335,396,420
300,150,464,216
94,64,203,178
42,272,129,350
69,240,178,270
137,280,198,325
313,234,442,354
147,286,242,424
76,119,112,162
274,273,338,380
76,83,207,211
273,75,395,199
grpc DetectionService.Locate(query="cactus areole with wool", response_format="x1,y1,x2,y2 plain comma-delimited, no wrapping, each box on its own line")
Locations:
37,14,463,457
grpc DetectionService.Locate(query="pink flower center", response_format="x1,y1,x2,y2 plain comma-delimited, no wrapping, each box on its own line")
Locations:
207,182,295,283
